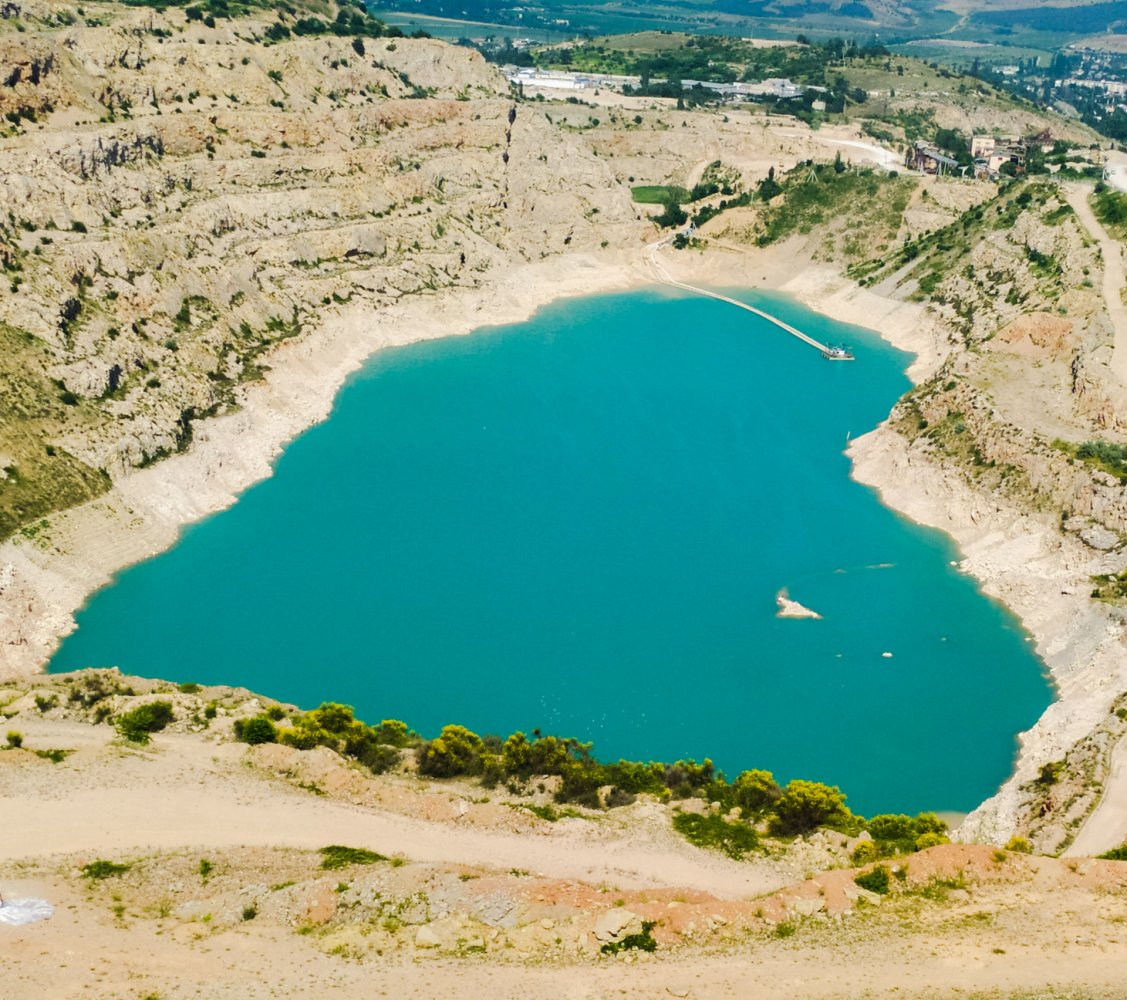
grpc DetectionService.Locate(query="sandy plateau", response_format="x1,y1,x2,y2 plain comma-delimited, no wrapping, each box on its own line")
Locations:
2,3,1127,996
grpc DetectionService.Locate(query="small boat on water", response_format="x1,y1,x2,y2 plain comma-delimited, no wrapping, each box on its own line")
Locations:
822,344,855,361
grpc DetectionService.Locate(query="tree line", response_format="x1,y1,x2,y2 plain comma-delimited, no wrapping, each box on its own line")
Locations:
235,701,949,850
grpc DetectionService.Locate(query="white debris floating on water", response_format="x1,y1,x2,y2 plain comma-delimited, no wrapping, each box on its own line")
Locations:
775,590,823,620
0,898,54,926
882,652,894,658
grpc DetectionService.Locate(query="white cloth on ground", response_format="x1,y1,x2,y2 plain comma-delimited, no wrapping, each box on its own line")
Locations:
0,898,54,926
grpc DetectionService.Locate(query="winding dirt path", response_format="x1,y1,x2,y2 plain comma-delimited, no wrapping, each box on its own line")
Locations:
1066,731,1127,858
0,720,785,899
1065,183,1127,386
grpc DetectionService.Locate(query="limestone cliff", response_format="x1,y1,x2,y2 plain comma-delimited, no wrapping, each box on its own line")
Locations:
0,5,642,538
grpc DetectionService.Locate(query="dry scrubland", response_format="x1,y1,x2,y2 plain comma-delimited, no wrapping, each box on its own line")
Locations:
1,3,1127,996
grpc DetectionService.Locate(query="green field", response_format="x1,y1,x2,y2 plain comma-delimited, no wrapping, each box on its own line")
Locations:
631,185,690,205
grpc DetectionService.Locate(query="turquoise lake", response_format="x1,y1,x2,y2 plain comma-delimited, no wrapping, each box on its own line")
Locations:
49,287,1052,815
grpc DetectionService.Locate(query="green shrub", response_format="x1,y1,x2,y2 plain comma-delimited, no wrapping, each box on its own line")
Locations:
280,725,325,750
234,715,278,745
34,748,72,763
115,701,174,743
600,920,657,954
653,199,688,229
319,845,387,870
416,724,485,777
1076,440,1127,481
373,719,412,746
177,682,202,694
5,730,23,749
851,840,879,865
1035,761,1064,786
854,865,890,895
770,780,854,836
356,742,399,775
672,811,759,859
1098,842,1127,861
865,812,948,855
82,859,131,880
731,768,781,816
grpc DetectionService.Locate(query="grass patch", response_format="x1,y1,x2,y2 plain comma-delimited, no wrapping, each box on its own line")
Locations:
1090,569,1127,602
905,872,968,902
1042,203,1073,226
853,865,890,894
672,811,759,859
319,845,388,870
0,324,113,543
631,185,689,205
82,860,131,880
508,802,585,822
1054,438,1127,484
756,167,915,264
1092,184,1127,241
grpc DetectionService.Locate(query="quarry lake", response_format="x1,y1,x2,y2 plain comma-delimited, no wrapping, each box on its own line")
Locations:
49,288,1052,815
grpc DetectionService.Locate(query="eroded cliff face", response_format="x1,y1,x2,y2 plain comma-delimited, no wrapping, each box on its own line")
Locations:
0,8,643,537
860,179,1127,537
846,177,1127,848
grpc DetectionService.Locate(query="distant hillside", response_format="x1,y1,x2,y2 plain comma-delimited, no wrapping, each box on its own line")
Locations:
369,0,1123,50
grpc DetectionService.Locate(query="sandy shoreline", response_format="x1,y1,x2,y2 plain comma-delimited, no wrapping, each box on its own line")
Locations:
1,236,1121,846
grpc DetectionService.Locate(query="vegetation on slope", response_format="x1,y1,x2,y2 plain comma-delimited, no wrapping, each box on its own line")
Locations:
0,323,112,541
753,161,915,263
231,696,949,858
1053,439,1127,484
850,178,1080,336
1091,184,1127,243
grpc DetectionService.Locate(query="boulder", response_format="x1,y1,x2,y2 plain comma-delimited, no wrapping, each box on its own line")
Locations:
592,908,642,943
1080,524,1121,551
791,898,825,917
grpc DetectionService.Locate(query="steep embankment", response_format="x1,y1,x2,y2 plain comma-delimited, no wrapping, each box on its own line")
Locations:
839,177,1127,852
